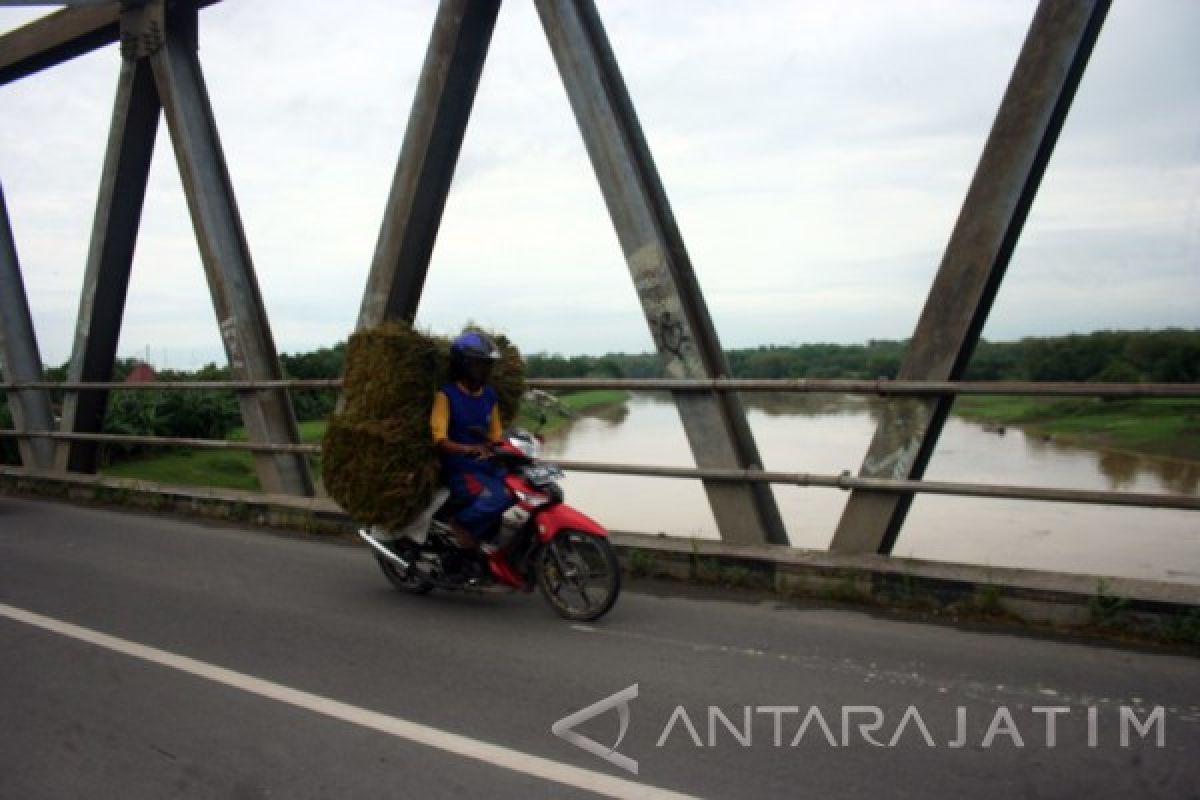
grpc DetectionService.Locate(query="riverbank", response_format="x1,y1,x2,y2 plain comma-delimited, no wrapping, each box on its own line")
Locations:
951,396,1200,463
518,389,629,435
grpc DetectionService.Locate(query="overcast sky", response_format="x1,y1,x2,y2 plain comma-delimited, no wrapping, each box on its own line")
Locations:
1,0,1197,370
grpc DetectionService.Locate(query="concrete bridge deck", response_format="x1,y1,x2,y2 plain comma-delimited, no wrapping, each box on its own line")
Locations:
1,497,1196,799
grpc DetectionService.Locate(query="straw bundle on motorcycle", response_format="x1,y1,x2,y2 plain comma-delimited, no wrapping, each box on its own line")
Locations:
321,321,524,526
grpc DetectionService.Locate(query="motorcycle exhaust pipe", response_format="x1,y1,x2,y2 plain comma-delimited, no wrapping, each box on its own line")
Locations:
358,529,411,570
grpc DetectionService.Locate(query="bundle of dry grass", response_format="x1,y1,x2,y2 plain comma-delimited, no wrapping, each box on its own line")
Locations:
322,322,524,526
340,322,442,421
489,332,525,425
321,414,441,527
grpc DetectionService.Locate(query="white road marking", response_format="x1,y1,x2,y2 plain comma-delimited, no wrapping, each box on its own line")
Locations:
0,602,698,800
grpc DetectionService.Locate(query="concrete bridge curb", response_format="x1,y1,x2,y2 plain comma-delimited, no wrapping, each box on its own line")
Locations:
3,466,1197,645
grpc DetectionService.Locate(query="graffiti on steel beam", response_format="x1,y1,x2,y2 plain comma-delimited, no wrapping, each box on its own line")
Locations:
653,309,688,364
219,316,245,372
864,435,922,480
862,398,932,479
628,242,691,373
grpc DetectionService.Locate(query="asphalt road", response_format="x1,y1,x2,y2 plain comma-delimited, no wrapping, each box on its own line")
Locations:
1,496,1197,799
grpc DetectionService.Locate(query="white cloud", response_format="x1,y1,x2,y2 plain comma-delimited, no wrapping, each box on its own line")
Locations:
1,0,1196,369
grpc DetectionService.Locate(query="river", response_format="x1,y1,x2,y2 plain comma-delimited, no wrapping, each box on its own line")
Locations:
539,393,1200,585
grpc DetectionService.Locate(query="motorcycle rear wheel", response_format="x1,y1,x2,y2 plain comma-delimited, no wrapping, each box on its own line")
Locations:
376,554,435,595
536,530,620,622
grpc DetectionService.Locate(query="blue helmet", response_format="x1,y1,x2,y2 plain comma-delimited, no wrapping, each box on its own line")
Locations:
450,331,501,371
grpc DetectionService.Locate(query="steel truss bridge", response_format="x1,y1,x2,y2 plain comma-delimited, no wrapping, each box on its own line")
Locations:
1,0,1197,557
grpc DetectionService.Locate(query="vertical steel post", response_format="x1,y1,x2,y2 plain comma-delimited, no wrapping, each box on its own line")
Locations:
830,0,1111,554
147,0,313,495
356,0,502,328
535,0,787,546
56,48,160,474
0,183,56,469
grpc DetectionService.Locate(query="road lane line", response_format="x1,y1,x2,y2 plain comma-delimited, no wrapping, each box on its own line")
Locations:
0,602,698,800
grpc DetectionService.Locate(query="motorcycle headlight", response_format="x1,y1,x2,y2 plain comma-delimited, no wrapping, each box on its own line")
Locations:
514,490,549,508
507,430,540,458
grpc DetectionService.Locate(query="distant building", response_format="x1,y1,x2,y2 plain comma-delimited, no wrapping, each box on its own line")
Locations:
125,362,156,384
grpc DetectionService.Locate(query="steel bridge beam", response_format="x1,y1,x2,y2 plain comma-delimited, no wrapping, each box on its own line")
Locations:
356,0,502,328
4,0,307,493
0,184,56,469
0,1,221,86
147,1,313,495
0,5,117,86
56,53,160,474
830,0,1112,555
535,0,787,546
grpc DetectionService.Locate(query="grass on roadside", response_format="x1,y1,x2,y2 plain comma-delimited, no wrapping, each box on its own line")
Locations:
102,450,260,490
99,419,329,492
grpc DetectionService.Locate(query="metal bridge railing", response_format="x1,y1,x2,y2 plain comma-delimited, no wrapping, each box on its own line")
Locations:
2,377,1198,512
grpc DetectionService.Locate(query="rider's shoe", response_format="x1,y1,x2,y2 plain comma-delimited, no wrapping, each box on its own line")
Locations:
462,555,487,585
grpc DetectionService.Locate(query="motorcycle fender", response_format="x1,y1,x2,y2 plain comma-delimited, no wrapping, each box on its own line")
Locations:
534,504,607,543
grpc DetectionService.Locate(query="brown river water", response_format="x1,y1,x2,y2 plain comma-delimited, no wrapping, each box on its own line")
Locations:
539,393,1200,585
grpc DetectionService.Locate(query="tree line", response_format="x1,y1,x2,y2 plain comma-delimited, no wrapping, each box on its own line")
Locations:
524,329,1200,383
0,347,345,465
2,329,1196,465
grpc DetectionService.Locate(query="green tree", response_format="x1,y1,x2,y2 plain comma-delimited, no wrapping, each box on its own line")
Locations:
280,343,344,421
1090,358,1142,384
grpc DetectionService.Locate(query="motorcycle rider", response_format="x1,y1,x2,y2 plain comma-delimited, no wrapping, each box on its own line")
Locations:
430,331,514,553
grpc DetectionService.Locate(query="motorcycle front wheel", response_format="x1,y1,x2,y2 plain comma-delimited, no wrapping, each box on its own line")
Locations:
536,530,621,622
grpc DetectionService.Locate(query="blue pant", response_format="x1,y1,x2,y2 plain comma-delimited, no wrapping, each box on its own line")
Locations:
445,462,513,542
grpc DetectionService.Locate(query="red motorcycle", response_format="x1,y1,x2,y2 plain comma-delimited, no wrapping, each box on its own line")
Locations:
359,430,621,622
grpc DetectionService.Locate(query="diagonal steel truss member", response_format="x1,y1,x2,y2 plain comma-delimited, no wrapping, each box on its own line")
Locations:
830,0,1112,554
38,0,312,495
357,0,502,329
55,46,159,477
357,0,787,546
0,184,57,469
535,0,787,546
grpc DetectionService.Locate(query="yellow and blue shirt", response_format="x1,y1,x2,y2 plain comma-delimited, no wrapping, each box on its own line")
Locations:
430,381,502,454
